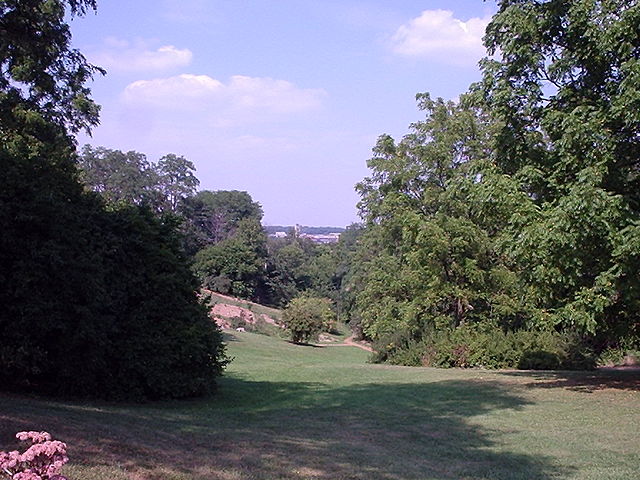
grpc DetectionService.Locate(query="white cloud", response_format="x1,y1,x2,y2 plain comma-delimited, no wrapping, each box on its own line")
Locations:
89,38,193,73
390,10,490,66
122,74,326,119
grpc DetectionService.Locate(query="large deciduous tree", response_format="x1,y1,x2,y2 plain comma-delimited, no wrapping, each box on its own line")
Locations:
0,0,227,399
156,153,200,212
354,95,528,340
182,190,264,244
476,0,640,338
193,218,268,300
78,146,200,213
0,0,102,133
351,0,639,367
78,145,160,206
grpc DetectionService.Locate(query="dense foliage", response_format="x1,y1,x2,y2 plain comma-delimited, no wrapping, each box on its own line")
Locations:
350,0,640,368
476,0,640,339
0,0,227,399
0,0,102,133
192,216,356,313
193,218,268,299
78,146,199,213
282,296,336,344
181,189,264,255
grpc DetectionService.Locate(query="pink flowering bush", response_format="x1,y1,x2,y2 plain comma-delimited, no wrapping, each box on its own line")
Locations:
0,432,68,480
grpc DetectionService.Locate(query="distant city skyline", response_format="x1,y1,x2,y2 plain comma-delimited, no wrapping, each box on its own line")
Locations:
72,1,497,226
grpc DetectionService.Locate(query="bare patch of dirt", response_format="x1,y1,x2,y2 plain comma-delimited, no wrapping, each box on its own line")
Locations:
343,335,373,352
320,335,373,352
209,303,279,330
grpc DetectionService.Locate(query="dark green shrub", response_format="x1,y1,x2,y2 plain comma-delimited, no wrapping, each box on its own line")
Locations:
371,329,424,366
0,0,228,401
518,350,561,370
282,296,336,344
0,169,229,399
371,322,595,371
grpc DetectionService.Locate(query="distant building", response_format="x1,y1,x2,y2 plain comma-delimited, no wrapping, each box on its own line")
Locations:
300,233,341,244
266,225,344,244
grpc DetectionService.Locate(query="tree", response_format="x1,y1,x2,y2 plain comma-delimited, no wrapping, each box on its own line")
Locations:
193,218,268,300
156,153,199,212
475,0,640,338
331,223,365,330
350,0,639,366
282,296,336,344
0,1,228,399
85,206,227,399
180,190,263,251
78,146,200,213
78,145,160,207
0,0,102,133
263,234,341,307
353,94,525,340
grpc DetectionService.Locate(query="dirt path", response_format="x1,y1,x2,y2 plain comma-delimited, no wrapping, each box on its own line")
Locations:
324,335,373,352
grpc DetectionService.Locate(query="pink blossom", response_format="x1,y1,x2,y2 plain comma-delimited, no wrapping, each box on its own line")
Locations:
45,461,66,477
1,431,69,480
15,432,51,444
0,451,21,470
20,441,67,465
12,472,42,480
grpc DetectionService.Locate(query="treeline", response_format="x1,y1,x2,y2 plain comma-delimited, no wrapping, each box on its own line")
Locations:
77,145,360,313
0,0,226,400
4,0,638,391
74,0,640,371
76,145,365,349
345,0,640,369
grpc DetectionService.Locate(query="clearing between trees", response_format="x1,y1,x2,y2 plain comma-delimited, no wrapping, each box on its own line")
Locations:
1,332,638,480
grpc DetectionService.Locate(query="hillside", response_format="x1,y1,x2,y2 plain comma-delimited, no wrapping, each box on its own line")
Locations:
1,332,639,479
203,290,365,349
203,290,284,335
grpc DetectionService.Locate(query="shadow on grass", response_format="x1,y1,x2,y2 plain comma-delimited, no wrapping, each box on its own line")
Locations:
0,376,569,480
500,368,640,393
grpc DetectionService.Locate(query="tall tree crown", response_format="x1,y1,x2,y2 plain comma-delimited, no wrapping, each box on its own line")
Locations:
0,0,102,133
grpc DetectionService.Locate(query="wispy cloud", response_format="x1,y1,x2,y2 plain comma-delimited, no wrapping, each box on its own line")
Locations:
390,10,490,66
122,74,326,121
89,37,193,73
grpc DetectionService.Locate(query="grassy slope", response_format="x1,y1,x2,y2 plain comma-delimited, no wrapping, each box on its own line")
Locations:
1,332,639,480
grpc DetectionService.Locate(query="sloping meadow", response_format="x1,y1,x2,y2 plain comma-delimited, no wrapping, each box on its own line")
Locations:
1,332,639,480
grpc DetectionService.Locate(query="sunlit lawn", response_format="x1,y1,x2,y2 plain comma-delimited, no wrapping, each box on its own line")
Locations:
1,331,639,480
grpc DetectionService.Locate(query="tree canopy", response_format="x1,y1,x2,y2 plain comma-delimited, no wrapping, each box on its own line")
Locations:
78,145,200,213
348,0,640,368
282,296,336,344
0,1,228,399
0,0,102,133
476,0,640,336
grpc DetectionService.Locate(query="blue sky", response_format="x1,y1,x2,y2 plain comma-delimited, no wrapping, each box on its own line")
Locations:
71,1,497,226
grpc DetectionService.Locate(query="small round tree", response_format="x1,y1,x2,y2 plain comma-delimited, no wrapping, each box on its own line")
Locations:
282,297,335,344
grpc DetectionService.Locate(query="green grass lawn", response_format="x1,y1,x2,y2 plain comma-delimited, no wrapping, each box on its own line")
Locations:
1,332,639,480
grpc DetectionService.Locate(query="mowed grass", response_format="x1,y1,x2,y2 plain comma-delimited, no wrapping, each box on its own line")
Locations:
1,332,639,480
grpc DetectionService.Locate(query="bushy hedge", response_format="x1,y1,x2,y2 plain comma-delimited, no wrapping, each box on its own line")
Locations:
282,296,336,344
372,323,595,370
0,116,227,400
